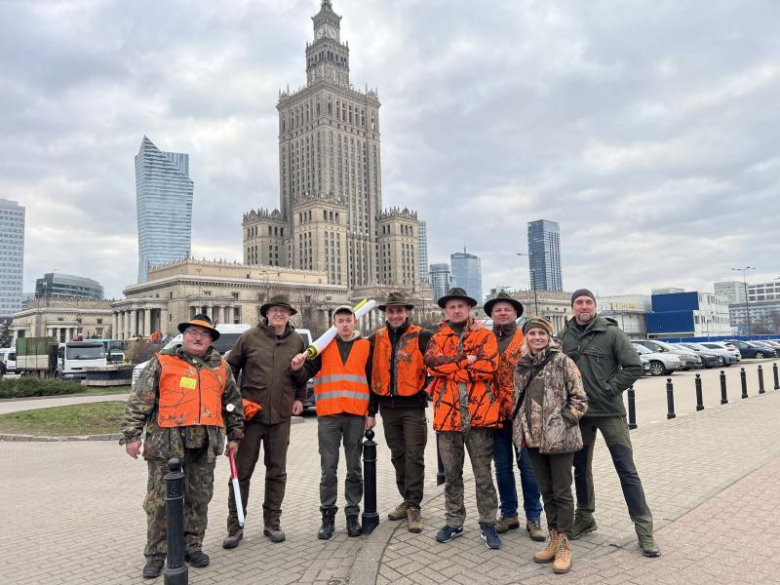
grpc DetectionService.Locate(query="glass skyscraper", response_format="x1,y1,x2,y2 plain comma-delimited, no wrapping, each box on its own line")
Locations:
527,219,563,292
135,136,194,283
429,263,452,303
0,199,25,318
450,249,483,303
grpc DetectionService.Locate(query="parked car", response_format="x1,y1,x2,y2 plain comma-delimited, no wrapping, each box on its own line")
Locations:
697,341,741,364
759,340,780,351
632,339,702,370
674,343,724,368
723,340,777,359
633,343,683,376
639,356,652,375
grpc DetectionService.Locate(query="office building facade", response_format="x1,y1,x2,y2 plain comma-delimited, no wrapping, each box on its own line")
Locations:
429,263,452,303
35,273,104,300
0,199,25,319
417,220,429,284
527,219,563,292
450,249,483,303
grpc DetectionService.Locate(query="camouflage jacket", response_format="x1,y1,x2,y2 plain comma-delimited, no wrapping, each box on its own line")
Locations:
512,344,588,455
120,345,244,461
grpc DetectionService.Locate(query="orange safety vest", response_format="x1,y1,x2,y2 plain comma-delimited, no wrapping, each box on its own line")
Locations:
371,325,427,397
156,354,227,428
494,328,525,421
314,339,371,417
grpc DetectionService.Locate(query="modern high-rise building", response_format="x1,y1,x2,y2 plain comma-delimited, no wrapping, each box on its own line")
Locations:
450,248,483,303
135,136,194,283
241,1,425,296
417,220,429,284
0,199,25,318
714,281,747,305
35,273,104,300
429,263,452,303
527,219,563,292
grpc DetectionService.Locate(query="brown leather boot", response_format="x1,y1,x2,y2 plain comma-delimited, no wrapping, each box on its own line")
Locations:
553,534,572,574
495,515,520,534
526,519,547,542
533,528,560,564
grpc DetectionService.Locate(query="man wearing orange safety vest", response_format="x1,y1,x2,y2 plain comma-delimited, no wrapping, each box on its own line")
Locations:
120,315,244,579
291,305,373,540
366,292,433,533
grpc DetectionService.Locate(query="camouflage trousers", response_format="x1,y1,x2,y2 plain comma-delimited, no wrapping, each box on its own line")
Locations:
438,428,498,527
143,447,216,560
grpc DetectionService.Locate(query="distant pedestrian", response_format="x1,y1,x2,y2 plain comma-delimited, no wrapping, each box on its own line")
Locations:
484,291,545,541
120,314,244,579
367,292,432,533
424,287,502,549
513,317,588,574
558,289,660,557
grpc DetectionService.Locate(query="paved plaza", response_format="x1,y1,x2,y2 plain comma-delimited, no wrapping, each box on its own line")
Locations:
1,360,779,584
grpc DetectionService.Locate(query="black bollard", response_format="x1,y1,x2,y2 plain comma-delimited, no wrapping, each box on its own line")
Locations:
774,362,780,390
361,429,379,534
666,378,676,420
758,365,765,394
436,432,445,486
720,370,728,405
627,386,638,430
164,458,188,585
695,374,704,411
740,367,748,399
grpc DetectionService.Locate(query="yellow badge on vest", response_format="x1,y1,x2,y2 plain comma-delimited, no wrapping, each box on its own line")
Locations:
179,377,197,390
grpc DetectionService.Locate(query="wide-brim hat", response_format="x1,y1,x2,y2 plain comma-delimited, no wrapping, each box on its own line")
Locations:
437,287,477,309
177,314,221,340
260,294,298,318
378,291,414,311
484,291,524,317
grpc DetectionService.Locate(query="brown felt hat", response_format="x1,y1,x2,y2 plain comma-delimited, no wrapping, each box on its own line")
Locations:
437,287,477,309
378,291,414,311
484,291,524,317
177,314,221,340
260,294,298,318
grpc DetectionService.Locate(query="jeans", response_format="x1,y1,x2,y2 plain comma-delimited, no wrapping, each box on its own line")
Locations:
492,422,543,521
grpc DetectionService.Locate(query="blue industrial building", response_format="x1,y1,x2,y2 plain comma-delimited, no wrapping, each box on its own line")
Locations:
647,291,731,338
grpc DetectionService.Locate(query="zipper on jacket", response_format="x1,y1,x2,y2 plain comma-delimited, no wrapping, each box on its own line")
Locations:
196,362,202,424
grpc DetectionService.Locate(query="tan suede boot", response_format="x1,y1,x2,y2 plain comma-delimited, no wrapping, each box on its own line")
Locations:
533,528,560,564
553,534,572,574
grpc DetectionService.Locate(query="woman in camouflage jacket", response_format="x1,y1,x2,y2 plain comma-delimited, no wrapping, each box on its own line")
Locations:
512,318,588,575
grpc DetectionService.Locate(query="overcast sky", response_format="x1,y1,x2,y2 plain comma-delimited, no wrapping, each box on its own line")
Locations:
3,0,779,300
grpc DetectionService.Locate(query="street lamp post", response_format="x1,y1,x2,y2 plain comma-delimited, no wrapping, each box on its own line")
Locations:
516,253,539,316
731,266,755,337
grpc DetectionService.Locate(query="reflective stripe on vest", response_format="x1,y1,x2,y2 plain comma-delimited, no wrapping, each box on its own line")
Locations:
156,353,227,428
371,325,427,397
314,339,371,417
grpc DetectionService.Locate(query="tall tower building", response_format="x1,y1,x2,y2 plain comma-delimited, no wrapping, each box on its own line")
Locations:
0,199,25,318
527,219,563,292
450,248,483,303
135,136,194,283
429,263,452,303
417,220,429,284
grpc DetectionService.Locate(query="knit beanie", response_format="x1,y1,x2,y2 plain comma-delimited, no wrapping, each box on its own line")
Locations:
570,288,596,306
522,317,554,336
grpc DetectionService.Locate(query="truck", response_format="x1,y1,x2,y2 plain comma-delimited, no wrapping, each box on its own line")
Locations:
16,337,108,379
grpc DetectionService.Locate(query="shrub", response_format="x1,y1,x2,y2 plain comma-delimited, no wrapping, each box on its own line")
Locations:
0,377,85,399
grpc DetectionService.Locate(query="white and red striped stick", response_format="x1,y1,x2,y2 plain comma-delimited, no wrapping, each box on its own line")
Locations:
228,451,245,527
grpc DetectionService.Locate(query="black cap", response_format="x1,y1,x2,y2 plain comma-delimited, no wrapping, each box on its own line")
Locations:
570,288,596,306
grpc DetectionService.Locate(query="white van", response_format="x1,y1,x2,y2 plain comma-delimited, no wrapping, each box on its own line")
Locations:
0,347,16,373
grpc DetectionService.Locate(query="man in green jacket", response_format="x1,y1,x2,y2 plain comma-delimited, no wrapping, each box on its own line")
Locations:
558,289,660,558
222,295,307,547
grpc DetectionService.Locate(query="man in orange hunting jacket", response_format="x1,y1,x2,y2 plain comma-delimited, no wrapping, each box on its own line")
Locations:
424,287,502,550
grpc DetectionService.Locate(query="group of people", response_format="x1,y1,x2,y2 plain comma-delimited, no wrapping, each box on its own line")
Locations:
120,286,660,579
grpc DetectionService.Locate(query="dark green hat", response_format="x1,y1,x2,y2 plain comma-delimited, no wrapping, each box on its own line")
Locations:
437,287,477,309
484,291,524,317
178,313,220,341
378,291,414,311
260,294,298,318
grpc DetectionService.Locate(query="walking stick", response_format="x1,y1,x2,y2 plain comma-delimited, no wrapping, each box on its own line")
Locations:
228,451,245,528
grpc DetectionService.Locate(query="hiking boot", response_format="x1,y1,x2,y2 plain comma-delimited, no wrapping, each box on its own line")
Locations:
480,523,502,550
346,515,362,537
222,529,243,549
388,501,410,521
407,507,423,533
553,534,572,574
526,519,546,542
495,515,520,534
639,534,661,557
571,511,598,539
142,557,164,579
318,508,336,540
533,528,561,564
435,525,463,543
184,550,210,568
263,524,286,543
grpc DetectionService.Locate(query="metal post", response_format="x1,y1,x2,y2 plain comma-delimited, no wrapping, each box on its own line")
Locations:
720,370,728,404
666,378,676,420
361,430,379,534
436,432,446,486
695,374,704,411
774,362,780,390
627,386,638,430
164,458,188,585
758,365,765,394
740,367,748,399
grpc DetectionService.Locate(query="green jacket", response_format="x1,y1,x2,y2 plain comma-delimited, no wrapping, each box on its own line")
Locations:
558,315,643,418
